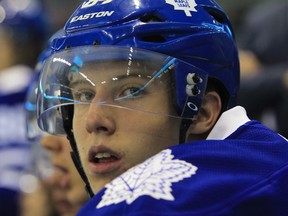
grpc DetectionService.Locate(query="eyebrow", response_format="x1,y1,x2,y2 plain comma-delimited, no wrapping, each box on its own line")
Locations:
69,71,152,87
69,72,95,87
114,73,152,81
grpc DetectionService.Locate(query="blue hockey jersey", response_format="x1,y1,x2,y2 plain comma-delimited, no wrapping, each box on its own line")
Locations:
0,66,33,216
77,106,288,216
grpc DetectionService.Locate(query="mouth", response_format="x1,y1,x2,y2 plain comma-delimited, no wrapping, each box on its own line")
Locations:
91,152,119,163
88,146,122,174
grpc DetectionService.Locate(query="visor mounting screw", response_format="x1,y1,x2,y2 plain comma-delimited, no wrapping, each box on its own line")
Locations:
186,73,201,96
186,84,200,96
191,86,200,96
187,73,201,85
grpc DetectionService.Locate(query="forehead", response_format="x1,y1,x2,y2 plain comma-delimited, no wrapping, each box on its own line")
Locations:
69,59,170,84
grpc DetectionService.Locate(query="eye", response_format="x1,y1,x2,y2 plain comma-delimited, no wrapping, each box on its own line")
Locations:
74,90,95,102
121,86,142,98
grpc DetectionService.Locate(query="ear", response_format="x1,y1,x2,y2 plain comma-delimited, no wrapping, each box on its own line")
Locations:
186,91,222,141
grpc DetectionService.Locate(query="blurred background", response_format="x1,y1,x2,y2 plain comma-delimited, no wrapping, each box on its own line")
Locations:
0,1,82,216
221,0,288,139
42,0,82,33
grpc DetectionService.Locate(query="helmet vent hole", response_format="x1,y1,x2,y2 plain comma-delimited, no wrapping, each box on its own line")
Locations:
93,40,101,45
139,35,166,43
204,7,233,38
139,14,166,42
140,14,164,23
204,7,226,25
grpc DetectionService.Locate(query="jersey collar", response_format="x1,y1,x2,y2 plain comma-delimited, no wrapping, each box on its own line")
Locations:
207,106,250,140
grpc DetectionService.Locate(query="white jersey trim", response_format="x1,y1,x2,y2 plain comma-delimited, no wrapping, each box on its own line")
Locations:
207,106,250,140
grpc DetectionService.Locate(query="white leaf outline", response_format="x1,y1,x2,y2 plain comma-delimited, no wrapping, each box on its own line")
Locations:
96,149,198,209
165,0,198,17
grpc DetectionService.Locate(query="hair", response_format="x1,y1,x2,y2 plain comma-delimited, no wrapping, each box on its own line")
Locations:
206,78,229,113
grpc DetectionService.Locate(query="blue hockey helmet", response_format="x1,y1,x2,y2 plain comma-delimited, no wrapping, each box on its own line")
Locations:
37,0,239,135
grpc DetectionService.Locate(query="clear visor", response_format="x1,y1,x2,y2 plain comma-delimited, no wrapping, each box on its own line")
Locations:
38,46,207,134
25,79,44,140
25,79,53,180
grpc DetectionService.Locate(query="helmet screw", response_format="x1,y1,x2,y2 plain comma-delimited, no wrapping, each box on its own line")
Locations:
186,84,200,96
192,86,200,96
187,73,201,85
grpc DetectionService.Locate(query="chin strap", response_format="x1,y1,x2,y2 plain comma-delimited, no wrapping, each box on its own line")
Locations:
70,151,94,198
67,132,95,198
179,118,192,144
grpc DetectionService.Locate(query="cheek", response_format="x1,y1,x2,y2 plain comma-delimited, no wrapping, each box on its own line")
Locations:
68,185,87,205
126,114,180,162
144,116,180,146
72,104,89,134
72,115,88,157
73,113,86,138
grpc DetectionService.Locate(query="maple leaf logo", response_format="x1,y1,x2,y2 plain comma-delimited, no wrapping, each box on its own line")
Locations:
96,149,198,208
165,0,197,17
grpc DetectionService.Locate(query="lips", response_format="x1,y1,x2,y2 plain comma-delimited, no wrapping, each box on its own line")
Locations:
88,145,122,174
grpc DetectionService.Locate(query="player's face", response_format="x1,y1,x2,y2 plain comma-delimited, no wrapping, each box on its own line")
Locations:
72,61,181,194
40,135,88,215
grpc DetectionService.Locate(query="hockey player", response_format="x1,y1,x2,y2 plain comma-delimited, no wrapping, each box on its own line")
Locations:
24,31,88,216
37,0,288,215
0,0,49,215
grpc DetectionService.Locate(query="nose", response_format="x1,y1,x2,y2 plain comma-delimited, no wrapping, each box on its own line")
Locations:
85,103,116,135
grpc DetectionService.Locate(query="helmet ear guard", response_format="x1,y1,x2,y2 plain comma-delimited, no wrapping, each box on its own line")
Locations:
173,63,208,144
177,71,208,120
